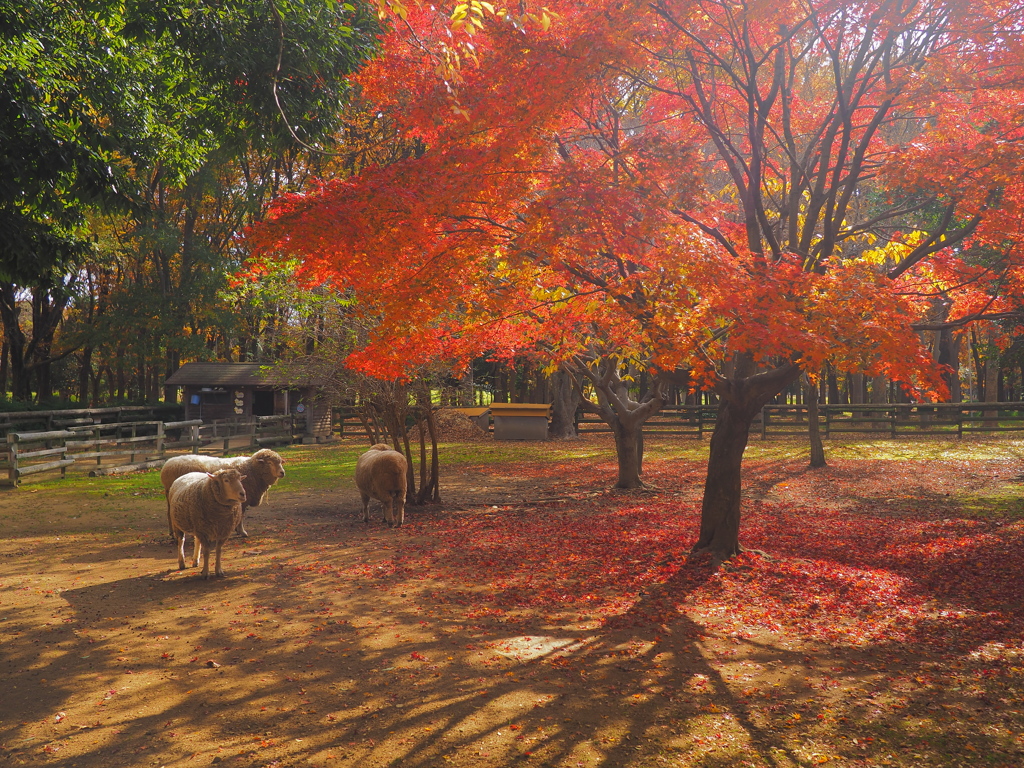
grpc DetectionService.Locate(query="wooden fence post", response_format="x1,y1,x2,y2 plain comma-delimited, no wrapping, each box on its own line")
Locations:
8,433,19,487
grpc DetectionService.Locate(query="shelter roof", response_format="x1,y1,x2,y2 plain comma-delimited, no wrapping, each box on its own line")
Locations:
164,362,293,388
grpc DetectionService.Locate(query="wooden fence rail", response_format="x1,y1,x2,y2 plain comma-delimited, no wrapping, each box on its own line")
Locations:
576,402,1024,439
1,415,299,487
0,405,181,438
5,430,77,486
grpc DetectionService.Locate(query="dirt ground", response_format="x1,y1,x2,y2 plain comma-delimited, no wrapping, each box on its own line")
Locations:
1,437,1022,768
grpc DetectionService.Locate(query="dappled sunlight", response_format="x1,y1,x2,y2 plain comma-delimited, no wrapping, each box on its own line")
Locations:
2,439,1024,766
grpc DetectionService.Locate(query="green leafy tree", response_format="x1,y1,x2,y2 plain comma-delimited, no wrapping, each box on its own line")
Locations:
0,0,379,402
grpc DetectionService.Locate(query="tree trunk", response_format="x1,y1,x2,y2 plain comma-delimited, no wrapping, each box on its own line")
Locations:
570,354,664,489
611,418,643,488
0,283,31,401
548,367,581,439
849,373,865,404
826,364,840,404
459,366,474,406
0,339,7,397
936,327,962,402
165,349,180,403
870,373,889,432
693,361,801,564
78,347,94,404
805,376,826,468
694,397,758,561
983,327,1001,427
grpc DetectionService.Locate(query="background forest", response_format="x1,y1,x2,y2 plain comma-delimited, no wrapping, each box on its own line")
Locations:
1,0,389,407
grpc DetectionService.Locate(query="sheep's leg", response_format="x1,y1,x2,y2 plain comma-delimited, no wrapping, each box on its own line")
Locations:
198,535,211,580
167,498,175,539
189,535,202,568
393,491,405,526
214,540,225,578
361,494,371,523
234,508,248,538
176,531,187,571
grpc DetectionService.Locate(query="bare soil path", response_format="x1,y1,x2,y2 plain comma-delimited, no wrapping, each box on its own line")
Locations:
1,437,1022,768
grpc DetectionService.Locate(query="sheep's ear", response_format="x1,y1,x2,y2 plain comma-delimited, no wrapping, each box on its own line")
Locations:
207,472,216,479
239,474,248,481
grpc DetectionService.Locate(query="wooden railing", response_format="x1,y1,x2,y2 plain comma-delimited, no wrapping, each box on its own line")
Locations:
576,402,1024,439
0,405,181,438
1,415,302,487
5,430,77,486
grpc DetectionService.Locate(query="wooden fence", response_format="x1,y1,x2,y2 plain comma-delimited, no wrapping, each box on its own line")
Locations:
577,402,1024,439
0,405,181,438
2,414,304,487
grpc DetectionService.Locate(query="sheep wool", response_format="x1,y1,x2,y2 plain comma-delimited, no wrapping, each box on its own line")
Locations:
168,469,247,580
355,444,408,527
161,449,285,537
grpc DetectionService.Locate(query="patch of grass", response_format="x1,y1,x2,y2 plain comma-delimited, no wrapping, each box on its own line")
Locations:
5,434,1024,500
269,443,367,490
19,470,165,500
436,440,612,465
956,488,1024,520
825,437,1024,461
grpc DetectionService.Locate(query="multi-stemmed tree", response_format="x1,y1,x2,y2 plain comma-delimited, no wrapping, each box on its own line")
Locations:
251,0,1024,563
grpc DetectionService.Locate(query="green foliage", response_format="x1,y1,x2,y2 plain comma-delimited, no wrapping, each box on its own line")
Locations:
0,0,129,282
1,0,381,402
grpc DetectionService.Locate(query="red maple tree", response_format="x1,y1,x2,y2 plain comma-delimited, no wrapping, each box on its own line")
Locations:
249,0,1024,563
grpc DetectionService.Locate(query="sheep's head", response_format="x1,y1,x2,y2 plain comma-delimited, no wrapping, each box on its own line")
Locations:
253,449,286,483
209,469,247,505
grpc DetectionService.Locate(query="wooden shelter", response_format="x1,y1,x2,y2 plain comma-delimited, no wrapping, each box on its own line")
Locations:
164,362,333,441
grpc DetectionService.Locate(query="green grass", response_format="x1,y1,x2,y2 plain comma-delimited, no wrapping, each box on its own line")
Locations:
5,435,1024,498
956,485,1024,520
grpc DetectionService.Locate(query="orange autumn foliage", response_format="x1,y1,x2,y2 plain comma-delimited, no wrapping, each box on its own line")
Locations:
249,0,1024,391
248,0,1024,562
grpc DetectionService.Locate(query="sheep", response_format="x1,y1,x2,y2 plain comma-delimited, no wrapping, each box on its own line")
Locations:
355,444,408,527
168,469,247,579
161,449,286,538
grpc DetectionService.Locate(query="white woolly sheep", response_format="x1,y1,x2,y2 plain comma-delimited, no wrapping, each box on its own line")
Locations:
355,444,408,527
168,469,247,579
161,449,286,538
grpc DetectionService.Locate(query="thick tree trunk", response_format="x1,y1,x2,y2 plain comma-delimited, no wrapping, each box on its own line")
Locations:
849,373,865,404
693,361,801,564
548,367,581,439
611,419,643,489
870,373,889,431
459,366,474,406
826,364,840,404
0,339,8,397
694,397,758,561
936,327,962,402
29,288,69,403
164,349,180,404
570,354,664,489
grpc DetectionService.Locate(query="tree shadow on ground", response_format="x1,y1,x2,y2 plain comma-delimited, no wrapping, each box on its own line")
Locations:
3,475,1023,768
